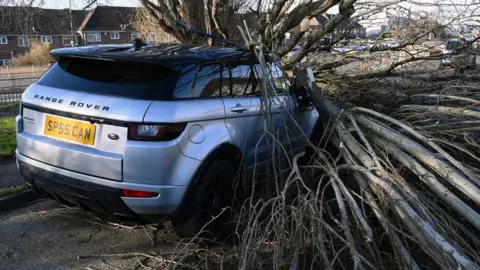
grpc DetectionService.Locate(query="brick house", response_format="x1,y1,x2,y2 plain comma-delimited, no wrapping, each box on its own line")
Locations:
308,14,366,41
0,6,86,66
0,5,140,66
77,6,139,46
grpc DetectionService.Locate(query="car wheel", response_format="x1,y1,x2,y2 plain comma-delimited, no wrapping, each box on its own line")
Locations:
300,120,323,165
172,159,240,241
301,119,339,165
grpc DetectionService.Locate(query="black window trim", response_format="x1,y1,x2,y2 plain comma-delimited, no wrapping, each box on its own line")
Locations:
39,58,180,101
222,61,262,98
173,59,263,100
190,63,226,99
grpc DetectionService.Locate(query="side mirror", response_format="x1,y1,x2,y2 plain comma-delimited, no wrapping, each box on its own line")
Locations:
294,86,312,107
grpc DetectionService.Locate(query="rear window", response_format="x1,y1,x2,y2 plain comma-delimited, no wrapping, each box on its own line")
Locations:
446,41,461,50
36,57,179,100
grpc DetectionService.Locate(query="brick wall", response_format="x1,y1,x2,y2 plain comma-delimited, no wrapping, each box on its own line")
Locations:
1,30,138,65
0,36,28,59
0,35,78,59
79,30,137,46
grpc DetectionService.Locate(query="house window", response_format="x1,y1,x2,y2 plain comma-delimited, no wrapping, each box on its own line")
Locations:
41,35,53,44
18,36,30,47
147,33,157,42
110,32,120,39
86,32,101,42
0,36,7,44
131,32,139,40
62,35,77,46
0,59,10,66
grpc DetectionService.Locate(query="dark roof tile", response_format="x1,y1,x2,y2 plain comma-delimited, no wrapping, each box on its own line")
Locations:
79,6,138,31
0,7,86,35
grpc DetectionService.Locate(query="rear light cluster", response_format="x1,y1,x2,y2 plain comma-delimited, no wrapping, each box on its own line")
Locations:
128,123,186,141
122,189,157,198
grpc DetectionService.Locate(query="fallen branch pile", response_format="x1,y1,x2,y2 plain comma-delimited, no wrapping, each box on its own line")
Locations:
81,49,480,270
286,69,480,269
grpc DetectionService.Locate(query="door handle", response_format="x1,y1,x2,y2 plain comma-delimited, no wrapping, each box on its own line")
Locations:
230,105,249,113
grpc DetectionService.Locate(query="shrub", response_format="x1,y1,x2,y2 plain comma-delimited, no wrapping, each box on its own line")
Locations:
11,42,54,66
0,117,16,159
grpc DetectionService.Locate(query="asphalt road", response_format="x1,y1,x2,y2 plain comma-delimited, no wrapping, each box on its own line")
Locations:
0,201,179,270
0,159,23,190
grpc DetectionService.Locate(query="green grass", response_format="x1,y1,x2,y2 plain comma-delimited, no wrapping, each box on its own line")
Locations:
0,185,27,197
0,103,18,114
0,117,16,159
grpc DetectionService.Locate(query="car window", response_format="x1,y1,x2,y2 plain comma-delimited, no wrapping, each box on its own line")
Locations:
221,67,231,96
37,57,179,100
270,62,291,94
173,64,223,98
200,77,222,97
447,41,461,50
173,65,197,98
224,64,260,97
194,65,223,98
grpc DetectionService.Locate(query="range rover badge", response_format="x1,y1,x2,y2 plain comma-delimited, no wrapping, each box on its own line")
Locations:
108,133,119,140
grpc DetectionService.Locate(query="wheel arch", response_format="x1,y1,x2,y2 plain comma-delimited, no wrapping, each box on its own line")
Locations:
172,143,244,220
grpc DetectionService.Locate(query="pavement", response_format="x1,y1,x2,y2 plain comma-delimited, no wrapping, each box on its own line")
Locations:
0,158,23,190
0,104,22,191
0,200,179,270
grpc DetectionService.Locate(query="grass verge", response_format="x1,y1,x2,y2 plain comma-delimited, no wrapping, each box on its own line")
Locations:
0,103,18,114
0,185,27,198
0,117,16,159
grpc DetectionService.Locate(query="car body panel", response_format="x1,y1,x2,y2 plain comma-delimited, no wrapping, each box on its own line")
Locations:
17,151,187,216
21,83,152,122
16,44,320,224
176,120,233,162
222,96,265,170
17,131,123,180
122,139,202,186
17,84,148,180
143,99,226,123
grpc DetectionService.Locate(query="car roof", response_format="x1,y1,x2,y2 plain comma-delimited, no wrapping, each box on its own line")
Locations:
50,43,258,72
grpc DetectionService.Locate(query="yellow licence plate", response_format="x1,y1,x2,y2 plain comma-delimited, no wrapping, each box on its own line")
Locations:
44,115,96,145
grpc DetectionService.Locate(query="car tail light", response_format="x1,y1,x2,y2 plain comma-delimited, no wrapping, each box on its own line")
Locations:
128,123,186,141
122,189,157,198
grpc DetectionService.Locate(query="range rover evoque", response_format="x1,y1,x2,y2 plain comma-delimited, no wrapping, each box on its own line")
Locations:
15,43,319,239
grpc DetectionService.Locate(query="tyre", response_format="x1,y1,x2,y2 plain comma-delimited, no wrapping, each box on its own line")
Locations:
301,119,339,165
300,120,323,165
172,159,242,241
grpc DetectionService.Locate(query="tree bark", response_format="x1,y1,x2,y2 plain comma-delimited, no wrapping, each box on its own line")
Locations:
273,0,340,35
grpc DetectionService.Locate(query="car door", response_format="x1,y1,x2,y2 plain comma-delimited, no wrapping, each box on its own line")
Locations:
221,62,269,174
267,62,319,157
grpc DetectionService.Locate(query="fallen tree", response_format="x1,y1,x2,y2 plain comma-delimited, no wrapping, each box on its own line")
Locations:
75,0,480,268
88,45,480,270
218,59,480,269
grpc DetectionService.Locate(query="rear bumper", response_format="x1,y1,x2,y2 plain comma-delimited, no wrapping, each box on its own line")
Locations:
16,151,187,224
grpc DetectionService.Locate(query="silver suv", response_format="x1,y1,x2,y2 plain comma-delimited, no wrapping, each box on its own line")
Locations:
15,44,318,238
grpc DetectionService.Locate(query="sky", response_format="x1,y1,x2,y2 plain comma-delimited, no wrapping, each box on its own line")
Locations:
44,0,139,9
43,0,478,33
